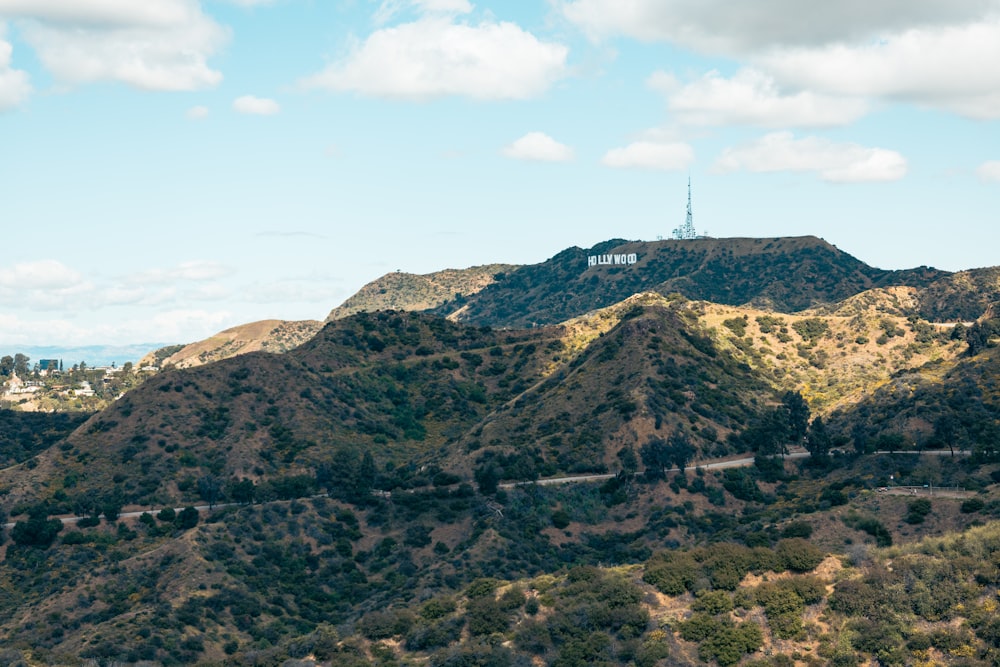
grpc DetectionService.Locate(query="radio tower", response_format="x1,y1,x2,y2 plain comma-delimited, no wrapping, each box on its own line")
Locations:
672,177,697,240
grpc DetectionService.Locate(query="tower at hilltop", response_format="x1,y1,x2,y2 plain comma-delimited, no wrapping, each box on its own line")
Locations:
672,177,698,240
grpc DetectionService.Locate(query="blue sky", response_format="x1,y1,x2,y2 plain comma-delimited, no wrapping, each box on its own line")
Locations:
0,0,998,349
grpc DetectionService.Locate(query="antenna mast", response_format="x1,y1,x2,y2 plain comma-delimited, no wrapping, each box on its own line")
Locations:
672,176,697,240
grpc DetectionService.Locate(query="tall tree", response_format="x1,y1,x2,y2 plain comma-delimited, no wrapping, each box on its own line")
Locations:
640,437,670,478
667,431,696,473
782,391,810,444
617,446,638,478
198,475,223,509
805,417,832,460
0,355,12,377
13,353,29,377
932,414,961,456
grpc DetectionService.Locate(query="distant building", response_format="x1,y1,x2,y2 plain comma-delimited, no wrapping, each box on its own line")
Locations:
38,359,62,375
2,372,41,396
74,380,96,397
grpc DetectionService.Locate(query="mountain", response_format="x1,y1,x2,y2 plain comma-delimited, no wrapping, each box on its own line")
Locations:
326,264,517,322
122,238,962,378
3,299,780,511
139,319,323,370
430,236,949,328
5,235,1000,665
126,264,515,374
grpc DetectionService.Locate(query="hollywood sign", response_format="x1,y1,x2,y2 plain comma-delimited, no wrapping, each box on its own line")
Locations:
588,253,638,267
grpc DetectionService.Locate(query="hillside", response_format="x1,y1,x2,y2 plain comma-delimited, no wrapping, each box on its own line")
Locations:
5,237,1000,665
917,266,1000,322
455,294,775,480
140,319,323,370
0,300,778,511
431,237,949,328
827,344,1000,454
326,263,517,321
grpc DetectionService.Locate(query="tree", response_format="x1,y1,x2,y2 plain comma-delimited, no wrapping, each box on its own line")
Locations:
358,450,376,496
932,415,961,456
805,417,832,460
0,355,12,377
474,463,500,495
851,419,870,455
197,475,223,509
228,478,256,505
11,505,62,548
101,496,122,522
667,431,696,472
641,437,670,478
176,506,199,530
617,446,638,478
13,353,29,377
782,391,810,444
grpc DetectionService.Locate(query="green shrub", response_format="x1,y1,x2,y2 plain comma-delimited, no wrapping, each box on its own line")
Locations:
644,553,698,595
776,539,825,572
359,609,414,640
551,509,571,529
723,317,748,337
465,578,501,599
692,590,733,615
420,597,457,620
466,597,509,636
960,497,985,514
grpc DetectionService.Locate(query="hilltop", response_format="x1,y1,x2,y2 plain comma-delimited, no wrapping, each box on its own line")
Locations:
125,237,970,382
327,264,516,322
430,236,949,328
140,319,322,370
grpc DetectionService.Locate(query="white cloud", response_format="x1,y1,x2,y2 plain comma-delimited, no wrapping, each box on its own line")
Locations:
714,132,907,183
0,0,196,27
0,0,227,91
978,161,1000,183
0,259,84,290
601,141,694,171
645,69,678,95
501,132,574,162
0,31,30,110
302,17,568,100
759,21,1000,120
0,309,234,347
0,260,94,311
561,0,997,53
186,104,209,119
562,0,1000,120
665,68,868,128
131,260,232,284
233,94,280,115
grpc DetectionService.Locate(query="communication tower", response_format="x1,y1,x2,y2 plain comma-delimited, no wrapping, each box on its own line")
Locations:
672,177,697,240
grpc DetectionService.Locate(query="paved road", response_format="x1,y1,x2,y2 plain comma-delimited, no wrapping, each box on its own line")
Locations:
499,452,810,488
2,502,237,531
2,450,972,528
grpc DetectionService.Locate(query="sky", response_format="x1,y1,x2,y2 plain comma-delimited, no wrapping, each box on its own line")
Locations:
0,0,998,350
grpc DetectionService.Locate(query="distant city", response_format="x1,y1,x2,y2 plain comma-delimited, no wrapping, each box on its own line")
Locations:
0,344,169,369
